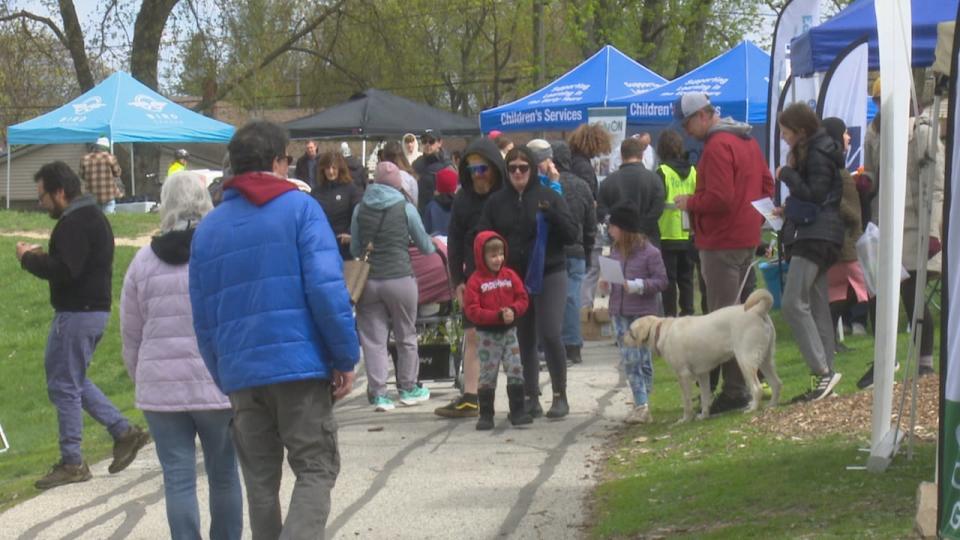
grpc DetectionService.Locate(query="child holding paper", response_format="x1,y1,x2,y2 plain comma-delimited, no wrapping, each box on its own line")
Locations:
601,202,667,424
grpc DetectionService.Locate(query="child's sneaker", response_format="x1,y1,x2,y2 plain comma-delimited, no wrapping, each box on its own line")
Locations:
373,395,395,412
399,385,430,406
624,405,652,424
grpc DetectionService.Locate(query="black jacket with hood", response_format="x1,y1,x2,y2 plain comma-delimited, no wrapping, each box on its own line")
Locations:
413,150,453,214
570,152,599,198
478,146,579,279
551,140,597,261
777,128,845,268
448,138,506,288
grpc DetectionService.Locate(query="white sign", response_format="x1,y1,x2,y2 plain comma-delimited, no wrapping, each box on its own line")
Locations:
588,107,627,181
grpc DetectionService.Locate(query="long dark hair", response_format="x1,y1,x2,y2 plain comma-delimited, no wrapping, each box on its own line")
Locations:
379,141,415,175
317,151,352,185
778,102,820,169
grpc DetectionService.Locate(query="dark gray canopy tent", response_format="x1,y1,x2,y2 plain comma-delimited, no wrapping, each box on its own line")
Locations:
284,88,480,139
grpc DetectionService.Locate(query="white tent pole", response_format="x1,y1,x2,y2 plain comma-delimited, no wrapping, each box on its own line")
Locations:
5,144,11,210
869,0,912,472
130,143,136,197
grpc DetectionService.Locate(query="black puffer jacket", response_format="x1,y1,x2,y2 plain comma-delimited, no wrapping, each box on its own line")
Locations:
413,151,453,214
478,146,579,278
551,140,596,261
777,128,845,249
448,138,505,287
570,152,599,198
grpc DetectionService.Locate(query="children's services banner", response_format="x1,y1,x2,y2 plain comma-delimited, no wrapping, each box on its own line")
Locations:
588,107,627,181
939,5,960,537
767,0,820,172
816,37,869,172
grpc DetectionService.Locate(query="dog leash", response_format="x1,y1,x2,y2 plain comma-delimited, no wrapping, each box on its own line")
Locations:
734,259,761,305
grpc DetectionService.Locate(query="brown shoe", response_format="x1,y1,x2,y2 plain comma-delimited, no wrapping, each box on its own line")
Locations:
109,425,151,474
35,461,92,490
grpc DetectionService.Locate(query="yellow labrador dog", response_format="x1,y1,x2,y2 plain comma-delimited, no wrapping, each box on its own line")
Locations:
624,289,780,422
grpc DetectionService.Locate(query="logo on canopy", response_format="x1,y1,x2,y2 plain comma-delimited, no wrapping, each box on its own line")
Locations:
129,94,168,113
72,97,106,115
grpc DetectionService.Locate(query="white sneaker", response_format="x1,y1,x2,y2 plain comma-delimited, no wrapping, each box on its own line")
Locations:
625,405,652,424
852,323,867,336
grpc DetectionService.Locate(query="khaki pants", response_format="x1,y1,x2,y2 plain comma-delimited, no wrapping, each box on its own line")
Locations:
230,379,340,540
699,248,756,398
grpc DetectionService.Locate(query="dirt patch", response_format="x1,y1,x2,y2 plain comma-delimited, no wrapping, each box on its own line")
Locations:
2,231,154,247
749,374,940,442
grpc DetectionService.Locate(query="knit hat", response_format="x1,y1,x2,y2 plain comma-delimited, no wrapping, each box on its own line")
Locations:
821,117,847,148
608,202,642,233
487,130,503,139
374,161,403,189
435,167,458,194
526,138,553,164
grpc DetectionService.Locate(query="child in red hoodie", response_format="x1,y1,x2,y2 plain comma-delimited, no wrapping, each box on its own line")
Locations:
464,231,531,430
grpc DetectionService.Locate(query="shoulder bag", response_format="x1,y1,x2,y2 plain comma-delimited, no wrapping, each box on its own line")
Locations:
342,205,388,304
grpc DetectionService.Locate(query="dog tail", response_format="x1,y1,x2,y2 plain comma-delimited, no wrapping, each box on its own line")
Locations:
743,289,774,316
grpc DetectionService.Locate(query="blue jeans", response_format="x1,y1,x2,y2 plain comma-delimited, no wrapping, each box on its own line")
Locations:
613,316,654,406
562,257,586,347
144,409,243,540
100,199,116,214
45,311,129,464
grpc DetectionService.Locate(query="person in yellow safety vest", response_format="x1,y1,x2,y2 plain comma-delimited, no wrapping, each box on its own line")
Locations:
167,149,189,177
655,129,698,317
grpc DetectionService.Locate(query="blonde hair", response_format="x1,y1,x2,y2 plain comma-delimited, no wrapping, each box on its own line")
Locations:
160,171,213,233
613,230,647,259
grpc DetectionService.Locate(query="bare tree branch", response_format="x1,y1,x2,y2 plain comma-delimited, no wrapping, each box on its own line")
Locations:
0,10,68,46
192,0,346,113
289,46,366,88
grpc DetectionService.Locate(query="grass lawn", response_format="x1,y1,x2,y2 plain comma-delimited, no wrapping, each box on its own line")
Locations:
589,292,939,538
0,213,155,510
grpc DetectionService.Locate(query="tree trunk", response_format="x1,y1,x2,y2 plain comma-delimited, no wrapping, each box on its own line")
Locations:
130,0,181,91
676,0,714,75
57,0,94,91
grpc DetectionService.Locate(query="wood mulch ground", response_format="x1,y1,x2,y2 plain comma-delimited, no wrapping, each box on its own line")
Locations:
750,373,940,442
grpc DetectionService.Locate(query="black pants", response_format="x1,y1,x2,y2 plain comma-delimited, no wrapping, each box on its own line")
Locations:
662,246,696,317
518,270,568,398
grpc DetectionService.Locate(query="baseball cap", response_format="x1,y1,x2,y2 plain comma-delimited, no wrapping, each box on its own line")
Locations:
421,129,443,143
526,139,553,165
95,136,110,149
674,92,712,121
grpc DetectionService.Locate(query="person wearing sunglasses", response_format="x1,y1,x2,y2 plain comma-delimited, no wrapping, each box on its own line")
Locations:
478,146,579,419
412,129,453,215
435,138,506,419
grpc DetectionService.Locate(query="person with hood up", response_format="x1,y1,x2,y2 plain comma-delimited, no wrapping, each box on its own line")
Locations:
673,92,774,415
478,146,579,419
775,103,845,402
463,231,531,430
655,130,697,317
121,171,242,540
350,161,435,412
423,166,457,236
547,139,597,365
434,138,507,419
340,141,368,190
189,121,359,539
402,133,421,165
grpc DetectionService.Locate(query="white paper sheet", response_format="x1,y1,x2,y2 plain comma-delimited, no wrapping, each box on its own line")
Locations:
598,256,625,284
750,197,784,231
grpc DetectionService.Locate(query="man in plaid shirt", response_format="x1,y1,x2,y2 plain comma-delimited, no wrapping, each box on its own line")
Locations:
80,137,123,214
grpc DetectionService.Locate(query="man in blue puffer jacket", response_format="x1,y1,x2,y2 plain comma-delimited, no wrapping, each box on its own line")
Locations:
189,121,360,540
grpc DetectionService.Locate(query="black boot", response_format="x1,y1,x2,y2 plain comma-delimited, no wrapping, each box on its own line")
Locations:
524,393,543,418
507,384,533,426
546,372,569,418
476,388,495,431
565,345,582,365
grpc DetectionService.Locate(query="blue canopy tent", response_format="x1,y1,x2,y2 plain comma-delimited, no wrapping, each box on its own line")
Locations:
790,0,960,77
479,45,666,133
609,41,771,125
5,71,234,205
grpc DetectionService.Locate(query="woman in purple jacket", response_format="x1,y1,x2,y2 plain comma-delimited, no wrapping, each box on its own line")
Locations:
121,172,242,540
602,202,668,424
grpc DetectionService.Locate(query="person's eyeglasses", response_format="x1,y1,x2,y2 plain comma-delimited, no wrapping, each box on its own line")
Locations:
507,164,530,175
421,138,437,145
466,164,489,176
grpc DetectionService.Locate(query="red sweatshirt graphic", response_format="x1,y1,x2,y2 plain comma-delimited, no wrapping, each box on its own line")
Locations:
464,231,529,330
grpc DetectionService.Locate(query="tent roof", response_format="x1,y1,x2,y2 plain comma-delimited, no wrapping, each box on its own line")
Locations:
284,88,479,139
790,0,959,77
7,72,235,145
479,45,666,133
609,41,771,125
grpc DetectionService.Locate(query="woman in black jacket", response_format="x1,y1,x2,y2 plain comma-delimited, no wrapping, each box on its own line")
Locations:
314,151,363,260
479,146,578,418
776,102,845,402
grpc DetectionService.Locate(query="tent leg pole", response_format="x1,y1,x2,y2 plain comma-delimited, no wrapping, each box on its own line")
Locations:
130,143,136,198
5,144,11,210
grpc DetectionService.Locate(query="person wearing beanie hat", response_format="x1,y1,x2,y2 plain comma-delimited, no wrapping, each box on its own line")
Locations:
526,139,562,195
350,151,436,412
423,166,457,236
603,200,668,424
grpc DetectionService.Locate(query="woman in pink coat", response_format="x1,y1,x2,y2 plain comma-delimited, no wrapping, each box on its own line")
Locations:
121,171,242,540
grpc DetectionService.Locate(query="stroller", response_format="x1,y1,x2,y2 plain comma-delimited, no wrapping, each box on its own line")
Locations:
388,238,464,386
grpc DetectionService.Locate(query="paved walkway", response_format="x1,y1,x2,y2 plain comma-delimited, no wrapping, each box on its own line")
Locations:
1,341,631,539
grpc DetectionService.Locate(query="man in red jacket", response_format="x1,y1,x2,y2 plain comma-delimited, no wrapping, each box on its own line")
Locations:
674,93,774,415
